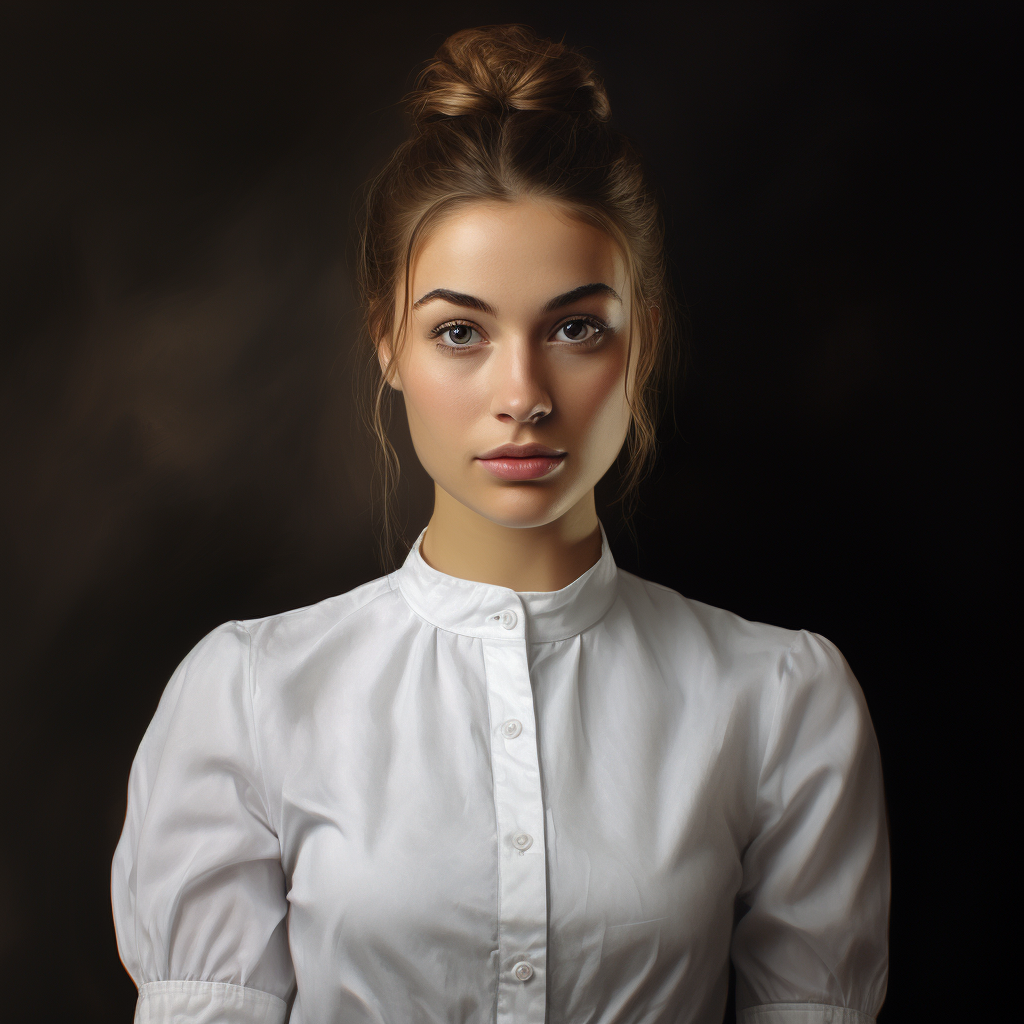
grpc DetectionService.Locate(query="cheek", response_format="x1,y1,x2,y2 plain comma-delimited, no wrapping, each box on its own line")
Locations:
401,358,482,449
559,355,631,448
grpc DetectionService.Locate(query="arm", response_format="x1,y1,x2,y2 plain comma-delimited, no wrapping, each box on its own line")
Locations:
111,622,294,1023
732,631,889,1024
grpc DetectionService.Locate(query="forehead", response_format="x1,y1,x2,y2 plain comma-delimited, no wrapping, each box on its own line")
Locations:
409,199,626,302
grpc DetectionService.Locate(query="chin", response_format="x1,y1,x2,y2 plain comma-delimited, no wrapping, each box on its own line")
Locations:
465,484,577,530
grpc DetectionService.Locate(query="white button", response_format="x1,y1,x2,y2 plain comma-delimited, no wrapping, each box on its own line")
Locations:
501,719,523,739
513,960,534,981
499,609,517,629
512,832,533,851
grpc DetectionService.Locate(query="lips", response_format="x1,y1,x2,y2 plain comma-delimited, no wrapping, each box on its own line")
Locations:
478,443,565,460
476,443,567,481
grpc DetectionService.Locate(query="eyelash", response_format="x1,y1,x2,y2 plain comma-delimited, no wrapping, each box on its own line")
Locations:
429,316,609,355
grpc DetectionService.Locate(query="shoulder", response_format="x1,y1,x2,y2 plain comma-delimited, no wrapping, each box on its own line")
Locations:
614,567,799,663
151,574,401,720
612,569,861,707
134,574,403,771
239,572,398,659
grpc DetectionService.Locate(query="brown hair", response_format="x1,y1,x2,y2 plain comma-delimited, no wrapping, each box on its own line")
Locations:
356,24,678,564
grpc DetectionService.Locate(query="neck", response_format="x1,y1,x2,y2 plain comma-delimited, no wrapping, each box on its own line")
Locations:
419,485,603,592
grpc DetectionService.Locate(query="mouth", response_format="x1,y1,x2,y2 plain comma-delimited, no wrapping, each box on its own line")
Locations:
475,443,567,481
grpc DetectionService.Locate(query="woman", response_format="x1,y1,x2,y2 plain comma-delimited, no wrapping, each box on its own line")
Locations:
112,25,889,1024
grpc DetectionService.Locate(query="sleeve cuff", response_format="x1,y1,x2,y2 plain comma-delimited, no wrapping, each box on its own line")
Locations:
135,981,288,1024
738,1005,875,1024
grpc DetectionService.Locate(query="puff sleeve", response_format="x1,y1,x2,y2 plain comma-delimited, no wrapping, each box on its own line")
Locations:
732,631,890,1024
111,622,294,1024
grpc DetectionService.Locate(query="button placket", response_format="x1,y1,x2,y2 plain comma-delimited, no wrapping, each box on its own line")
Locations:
481,610,547,1024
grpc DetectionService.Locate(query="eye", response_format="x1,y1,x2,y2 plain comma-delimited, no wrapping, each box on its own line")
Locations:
553,317,605,345
432,321,482,349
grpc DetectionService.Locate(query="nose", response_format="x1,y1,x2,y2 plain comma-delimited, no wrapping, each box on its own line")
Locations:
489,339,552,425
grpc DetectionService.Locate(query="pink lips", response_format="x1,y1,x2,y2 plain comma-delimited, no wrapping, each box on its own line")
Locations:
476,443,567,481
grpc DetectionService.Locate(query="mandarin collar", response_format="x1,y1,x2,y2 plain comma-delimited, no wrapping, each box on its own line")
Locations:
390,523,619,643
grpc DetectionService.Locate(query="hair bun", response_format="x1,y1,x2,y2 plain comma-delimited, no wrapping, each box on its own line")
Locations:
408,24,611,126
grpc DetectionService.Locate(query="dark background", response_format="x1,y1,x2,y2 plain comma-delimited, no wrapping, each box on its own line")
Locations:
1,2,1014,1021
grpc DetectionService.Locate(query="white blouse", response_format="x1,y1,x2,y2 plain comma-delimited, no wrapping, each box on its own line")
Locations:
112,526,889,1024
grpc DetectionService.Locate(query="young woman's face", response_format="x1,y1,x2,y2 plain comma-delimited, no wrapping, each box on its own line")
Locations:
386,198,634,530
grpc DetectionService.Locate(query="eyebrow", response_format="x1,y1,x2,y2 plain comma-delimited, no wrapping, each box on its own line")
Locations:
412,282,621,317
413,289,496,315
543,282,621,312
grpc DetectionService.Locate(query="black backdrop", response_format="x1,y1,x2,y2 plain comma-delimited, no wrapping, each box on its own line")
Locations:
1,3,1014,1021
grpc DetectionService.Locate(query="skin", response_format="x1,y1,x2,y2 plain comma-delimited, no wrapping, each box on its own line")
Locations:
380,198,638,592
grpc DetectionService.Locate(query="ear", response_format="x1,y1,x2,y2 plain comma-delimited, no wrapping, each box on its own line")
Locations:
377,338,403,392
650,304,661,333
